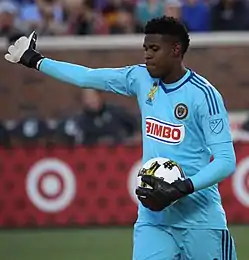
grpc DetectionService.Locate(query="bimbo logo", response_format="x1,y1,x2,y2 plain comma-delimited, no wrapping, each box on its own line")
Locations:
146,117,185,144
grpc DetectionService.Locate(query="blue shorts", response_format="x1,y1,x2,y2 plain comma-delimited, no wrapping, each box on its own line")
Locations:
133,223,237,260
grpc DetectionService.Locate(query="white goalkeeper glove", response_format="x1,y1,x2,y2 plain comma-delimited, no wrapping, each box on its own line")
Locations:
4,31,44,69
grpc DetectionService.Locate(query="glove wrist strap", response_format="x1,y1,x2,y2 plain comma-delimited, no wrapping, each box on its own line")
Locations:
30,53,44,69
178,178,194,195
19,49,44,69
36,59,44,70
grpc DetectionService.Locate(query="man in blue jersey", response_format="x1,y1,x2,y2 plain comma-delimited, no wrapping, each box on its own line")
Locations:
5,16,237,260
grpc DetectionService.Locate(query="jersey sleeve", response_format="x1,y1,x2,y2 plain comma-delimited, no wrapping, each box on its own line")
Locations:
39,58,138,96
190,142,236,191
197,87,232,146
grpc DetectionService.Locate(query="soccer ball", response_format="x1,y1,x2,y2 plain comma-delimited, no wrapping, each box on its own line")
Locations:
137,157,186,189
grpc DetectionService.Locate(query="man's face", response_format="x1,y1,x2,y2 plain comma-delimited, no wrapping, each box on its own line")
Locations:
0,12,15,29
143,34,176,79
82,89,103,111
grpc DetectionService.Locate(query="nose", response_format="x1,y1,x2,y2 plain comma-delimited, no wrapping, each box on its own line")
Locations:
144,51,153,62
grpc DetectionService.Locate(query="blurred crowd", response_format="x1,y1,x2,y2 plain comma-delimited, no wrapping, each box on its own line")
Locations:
1,0,249,147
0,0,249,41
0,90,141,147
1,87,248,148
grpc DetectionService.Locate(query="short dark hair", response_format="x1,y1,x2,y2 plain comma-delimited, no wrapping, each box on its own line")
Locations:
145,16,190,56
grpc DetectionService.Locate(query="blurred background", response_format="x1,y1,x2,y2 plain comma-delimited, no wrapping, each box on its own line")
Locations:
0,0,249,259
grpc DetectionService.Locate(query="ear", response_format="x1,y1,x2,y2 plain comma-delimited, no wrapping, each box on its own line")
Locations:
172,42,181,57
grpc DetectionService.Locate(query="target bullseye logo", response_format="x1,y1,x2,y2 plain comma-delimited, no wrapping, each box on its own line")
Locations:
232,157,249,207
26,158,76,213
38,172,63,199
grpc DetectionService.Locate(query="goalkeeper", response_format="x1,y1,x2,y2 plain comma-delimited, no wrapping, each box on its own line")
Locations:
5,16,237,260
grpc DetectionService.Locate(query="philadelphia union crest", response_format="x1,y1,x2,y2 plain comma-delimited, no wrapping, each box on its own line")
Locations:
174,103,188,120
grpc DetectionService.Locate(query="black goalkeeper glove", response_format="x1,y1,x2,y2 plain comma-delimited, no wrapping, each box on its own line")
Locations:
135,175,194,211
5,31,44,69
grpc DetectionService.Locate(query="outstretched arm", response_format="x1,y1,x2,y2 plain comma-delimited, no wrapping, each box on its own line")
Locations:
5,32,137,96
39,58,137,96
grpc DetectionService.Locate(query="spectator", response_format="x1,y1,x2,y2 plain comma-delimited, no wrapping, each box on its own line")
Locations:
100,0,135,13
101,0,123,33
56,116,80,146
65,0,108,35
12,116,50,146
19,0,67,35
135,0,165,29
181,0,211,32
165,0,182,20
0,121,11,148
211,0,249,31
109,9,134,34
0,1,26,39
100,0,136,34
78,89,140,145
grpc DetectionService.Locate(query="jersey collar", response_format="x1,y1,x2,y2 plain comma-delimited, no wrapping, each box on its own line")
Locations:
159,69,193,94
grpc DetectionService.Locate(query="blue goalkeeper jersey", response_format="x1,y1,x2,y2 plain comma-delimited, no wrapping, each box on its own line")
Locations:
40,60,235,229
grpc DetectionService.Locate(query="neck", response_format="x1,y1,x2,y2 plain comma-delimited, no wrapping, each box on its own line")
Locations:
161,63,187,84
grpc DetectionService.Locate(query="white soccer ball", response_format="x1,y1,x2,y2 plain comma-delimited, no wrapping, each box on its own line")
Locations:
137,157,186,189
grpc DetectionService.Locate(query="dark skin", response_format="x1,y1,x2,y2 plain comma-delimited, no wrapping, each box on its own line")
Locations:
143,34,187,84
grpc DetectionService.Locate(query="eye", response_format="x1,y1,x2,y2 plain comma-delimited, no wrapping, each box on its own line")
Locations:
152,47,159,52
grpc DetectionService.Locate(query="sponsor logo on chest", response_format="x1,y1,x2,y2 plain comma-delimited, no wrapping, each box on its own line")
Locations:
146,117,185,144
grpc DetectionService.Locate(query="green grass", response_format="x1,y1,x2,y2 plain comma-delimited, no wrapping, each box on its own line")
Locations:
0,226,247,260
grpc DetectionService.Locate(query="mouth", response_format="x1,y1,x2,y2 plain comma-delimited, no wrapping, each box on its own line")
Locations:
146,63,156,68
146,61,154,65
145,63,160,77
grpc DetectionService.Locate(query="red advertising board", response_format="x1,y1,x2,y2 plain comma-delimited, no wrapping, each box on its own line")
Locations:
0,142,249,228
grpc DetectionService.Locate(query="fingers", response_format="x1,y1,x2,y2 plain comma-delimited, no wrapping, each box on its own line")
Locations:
28,31,35,41
136,189,165,211
29,31,37,49
4,53,14,62
5,45,19,62
5,53,20,63
136,187,154,209
8,45,15,54
141,175,158,188
5,32,34,64
135,187,153,198
15,36,27,47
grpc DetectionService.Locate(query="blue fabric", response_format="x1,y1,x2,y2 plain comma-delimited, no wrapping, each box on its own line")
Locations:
133,224,237,260
39,59,236,229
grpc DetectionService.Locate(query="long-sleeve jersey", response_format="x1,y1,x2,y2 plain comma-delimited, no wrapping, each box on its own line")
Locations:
39,59,236,228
